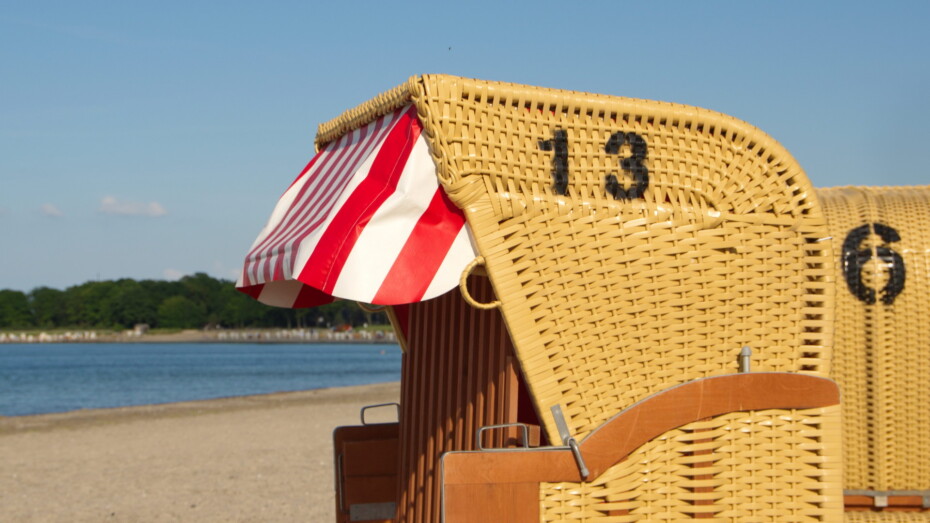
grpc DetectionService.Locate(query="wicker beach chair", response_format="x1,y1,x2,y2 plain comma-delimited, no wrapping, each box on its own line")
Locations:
820,186,930,520
241,75,845,522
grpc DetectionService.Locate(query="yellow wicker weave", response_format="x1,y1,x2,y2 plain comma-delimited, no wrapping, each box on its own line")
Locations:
819,186,930,492
540,406,843,522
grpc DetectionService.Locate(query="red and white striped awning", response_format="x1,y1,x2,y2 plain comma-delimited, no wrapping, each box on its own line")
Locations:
237,105,477,308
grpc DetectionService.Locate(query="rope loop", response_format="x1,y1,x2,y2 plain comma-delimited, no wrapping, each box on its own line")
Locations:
459,257,501,310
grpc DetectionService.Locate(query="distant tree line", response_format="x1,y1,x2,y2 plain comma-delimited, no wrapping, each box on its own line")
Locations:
0,273,389,330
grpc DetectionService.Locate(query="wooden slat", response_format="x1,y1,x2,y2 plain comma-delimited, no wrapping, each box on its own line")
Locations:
343,439,399,476
443,448,581,485
442,483,539,523
333,424,400,523
345,476,398,506
845,494,930,511
391,276,525,523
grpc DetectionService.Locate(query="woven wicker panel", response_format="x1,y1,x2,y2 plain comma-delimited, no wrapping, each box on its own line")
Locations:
819,186,930,491
407,75,834,441
846,513,930,522
540,405,843,522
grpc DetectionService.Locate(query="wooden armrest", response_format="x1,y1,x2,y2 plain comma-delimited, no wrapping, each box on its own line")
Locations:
581,372,839,479
442,373,840,522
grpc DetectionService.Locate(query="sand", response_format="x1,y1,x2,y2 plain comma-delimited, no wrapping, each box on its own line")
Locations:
0,382,401,522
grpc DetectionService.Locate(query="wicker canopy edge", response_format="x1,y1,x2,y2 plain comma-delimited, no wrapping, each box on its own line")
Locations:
314,79,416,152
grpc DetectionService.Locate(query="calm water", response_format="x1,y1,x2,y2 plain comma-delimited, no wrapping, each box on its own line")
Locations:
0,343,402,417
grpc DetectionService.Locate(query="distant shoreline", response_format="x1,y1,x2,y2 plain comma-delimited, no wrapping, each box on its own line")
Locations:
0,381,401,428
0,327,398,345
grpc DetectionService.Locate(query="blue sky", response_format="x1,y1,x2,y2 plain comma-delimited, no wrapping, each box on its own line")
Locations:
2,1,928,292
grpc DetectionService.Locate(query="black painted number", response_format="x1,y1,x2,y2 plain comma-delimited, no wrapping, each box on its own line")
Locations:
841,223,906,305
539,129,650,199
604,131,649,200
538,129,569,195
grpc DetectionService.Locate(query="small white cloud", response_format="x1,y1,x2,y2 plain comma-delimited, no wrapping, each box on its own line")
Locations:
99,196,167,217
40,203,64,217
213,260,242,281
163,268,185,280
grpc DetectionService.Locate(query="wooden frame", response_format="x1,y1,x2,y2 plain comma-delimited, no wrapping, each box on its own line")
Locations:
333,423,400,523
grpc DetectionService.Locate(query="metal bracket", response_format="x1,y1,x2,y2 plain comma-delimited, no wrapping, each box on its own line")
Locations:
738,345,752,373
476,423,531,450
360,402,400,425
349,502,396,521
551,405,589,479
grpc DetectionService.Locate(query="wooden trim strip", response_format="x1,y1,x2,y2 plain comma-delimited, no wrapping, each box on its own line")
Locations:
845,490,930,510
580,372,839,479
845,495,928,510
442,373,840,485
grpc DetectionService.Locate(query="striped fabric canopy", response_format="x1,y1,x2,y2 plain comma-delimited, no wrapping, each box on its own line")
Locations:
237,105,477,308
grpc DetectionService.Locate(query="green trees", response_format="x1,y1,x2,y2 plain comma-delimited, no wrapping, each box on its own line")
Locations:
29,287,67,328
157,296,206,328
107,280,158,327
0,290,33,328
0,274,388,330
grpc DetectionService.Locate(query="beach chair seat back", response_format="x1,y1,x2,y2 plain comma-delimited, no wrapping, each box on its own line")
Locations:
408,75,835,440
820,186,930,516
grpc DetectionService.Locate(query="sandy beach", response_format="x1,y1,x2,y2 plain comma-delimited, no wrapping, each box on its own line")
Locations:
0,382,400,522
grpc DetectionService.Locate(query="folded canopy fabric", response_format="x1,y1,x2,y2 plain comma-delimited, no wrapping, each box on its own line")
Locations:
237,105,477,308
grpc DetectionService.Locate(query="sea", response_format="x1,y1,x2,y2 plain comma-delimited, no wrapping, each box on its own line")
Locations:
0,342,402,417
